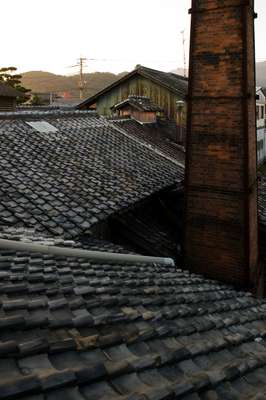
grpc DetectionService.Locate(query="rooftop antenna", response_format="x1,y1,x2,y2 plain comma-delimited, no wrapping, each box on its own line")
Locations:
67,57,88,100
180,30,187,78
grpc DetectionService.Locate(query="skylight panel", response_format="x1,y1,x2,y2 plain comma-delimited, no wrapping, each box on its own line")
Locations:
26,121,58,133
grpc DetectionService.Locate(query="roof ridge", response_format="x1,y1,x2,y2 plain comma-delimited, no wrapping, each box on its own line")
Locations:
138,65,188,81
0,109,97,120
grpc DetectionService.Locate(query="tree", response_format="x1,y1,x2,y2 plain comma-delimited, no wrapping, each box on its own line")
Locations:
0,66,31,102
29,94,43,106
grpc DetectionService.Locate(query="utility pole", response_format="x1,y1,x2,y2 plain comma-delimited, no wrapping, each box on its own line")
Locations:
67,57,88,100
180,30,187,78
78,57,87,100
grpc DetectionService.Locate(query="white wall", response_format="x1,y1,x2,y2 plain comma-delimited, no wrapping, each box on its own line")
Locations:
257,128,266,164
256,88,266,164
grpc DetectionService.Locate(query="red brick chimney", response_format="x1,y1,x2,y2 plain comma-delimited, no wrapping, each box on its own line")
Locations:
184,0,258,288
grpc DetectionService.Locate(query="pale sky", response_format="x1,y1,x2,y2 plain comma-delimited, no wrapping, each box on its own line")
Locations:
2,0,266,75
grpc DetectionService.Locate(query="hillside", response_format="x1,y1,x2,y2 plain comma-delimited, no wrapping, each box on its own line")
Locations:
21,62,266,100
173,62,266,87
21,70,127,100
256,61,266,87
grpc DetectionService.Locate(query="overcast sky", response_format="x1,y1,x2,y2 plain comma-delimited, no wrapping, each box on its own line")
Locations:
2,0,266,75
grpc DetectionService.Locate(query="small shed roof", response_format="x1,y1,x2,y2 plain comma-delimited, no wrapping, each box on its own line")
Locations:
0,81,21,98
112,96,163,112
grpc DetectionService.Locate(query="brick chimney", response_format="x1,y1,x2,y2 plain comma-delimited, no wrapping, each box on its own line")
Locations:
184,0,258,288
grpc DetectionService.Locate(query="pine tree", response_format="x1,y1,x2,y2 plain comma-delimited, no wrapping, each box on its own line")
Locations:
0,67,31,101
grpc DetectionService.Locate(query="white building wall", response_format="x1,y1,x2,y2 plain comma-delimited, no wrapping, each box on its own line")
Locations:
257,128,265,164
256,88,266,164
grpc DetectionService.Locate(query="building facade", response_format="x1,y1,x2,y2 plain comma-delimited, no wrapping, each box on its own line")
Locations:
257,87,266,164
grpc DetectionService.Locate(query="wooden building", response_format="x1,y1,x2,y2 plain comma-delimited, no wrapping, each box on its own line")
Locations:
77,65,188,119
0,82,20,111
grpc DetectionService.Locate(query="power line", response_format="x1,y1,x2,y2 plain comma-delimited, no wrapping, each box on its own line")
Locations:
67,57,181,64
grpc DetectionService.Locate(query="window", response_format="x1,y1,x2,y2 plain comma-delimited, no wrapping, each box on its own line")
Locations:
258,139,264,151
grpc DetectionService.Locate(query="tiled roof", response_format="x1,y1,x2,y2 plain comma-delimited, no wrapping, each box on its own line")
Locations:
258,177,266,228
112,119,185,166
77,66,188,109
0,110,183,238
0,82,21,98
1,236,266,399
112,96,164,113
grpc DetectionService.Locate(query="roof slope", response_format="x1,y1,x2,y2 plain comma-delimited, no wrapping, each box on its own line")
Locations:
0,235,266,399
77,66,188,109
0,111,183,238
258,177,266,228
112,119,185,165
138,67,188,97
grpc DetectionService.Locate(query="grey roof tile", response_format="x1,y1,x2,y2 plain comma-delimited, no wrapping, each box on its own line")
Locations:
112,119,185,165
0,235,265,399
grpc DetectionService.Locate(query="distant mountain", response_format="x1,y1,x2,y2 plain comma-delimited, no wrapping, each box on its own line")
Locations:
21,62,266,101
21,70,128,100
256,61,266,87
